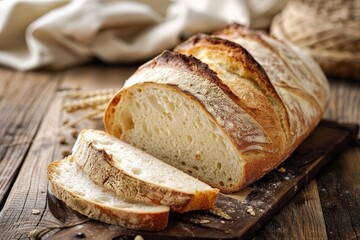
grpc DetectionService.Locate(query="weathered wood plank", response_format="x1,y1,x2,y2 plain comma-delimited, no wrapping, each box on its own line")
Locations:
0,68,61,209
320,78,360,240
253,180,328,240
317,147,360,240
0,96,63,240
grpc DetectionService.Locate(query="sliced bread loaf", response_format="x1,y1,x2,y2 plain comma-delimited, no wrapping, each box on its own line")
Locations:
48,156,169,231
103,24,329,193
72,129,219,213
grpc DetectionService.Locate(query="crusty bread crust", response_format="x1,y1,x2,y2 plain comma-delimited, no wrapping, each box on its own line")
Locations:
73,130,219,212
48,158,169,231
175,35,288,142
217,25,329,182
104,24,330,193
214,23,329,160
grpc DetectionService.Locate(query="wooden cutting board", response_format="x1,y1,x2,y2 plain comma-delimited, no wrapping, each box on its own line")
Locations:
46,120,358,240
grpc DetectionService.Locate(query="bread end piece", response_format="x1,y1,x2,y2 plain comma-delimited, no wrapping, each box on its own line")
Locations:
48,157,169,231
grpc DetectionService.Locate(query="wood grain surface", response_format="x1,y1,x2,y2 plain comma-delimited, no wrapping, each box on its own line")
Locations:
0,69,61,208
0,65,359,240
253,180,328,240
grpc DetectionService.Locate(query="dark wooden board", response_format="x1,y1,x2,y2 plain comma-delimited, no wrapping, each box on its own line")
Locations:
46,120,358,240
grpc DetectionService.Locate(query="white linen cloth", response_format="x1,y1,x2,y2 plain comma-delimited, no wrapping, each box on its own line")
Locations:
0,0,287,70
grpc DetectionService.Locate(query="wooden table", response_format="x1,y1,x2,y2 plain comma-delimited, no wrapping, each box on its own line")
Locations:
0,64,359,239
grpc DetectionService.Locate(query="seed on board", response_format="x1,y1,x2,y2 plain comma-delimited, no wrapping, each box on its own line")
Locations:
277,167,286,173
246,207,256,216
199,219,210,224
209,206,232,220
31,209,41,215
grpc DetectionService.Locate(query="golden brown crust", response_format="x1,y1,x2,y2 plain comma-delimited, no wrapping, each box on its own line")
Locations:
138,50,242,106
214,23,326,112
104,92,122,137
175,34,288,147
48,158,169,231
215,26,327,131
175,35,278,102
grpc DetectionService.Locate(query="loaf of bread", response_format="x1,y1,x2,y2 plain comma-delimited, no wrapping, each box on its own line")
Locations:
104,24,330,193
73,129,219,213
48,156,169,231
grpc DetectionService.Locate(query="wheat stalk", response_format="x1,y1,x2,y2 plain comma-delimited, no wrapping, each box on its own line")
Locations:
63,94,113,113
61,88,117,127
62,88,118,99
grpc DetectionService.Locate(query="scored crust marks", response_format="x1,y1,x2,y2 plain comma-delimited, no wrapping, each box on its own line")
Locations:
215,23,327,107
175,35,288,147
214,23,328,147
175,35,278,97
137,50,240,104
125,51,272,153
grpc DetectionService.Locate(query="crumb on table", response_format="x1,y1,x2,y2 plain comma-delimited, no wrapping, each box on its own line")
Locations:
246,206,256,216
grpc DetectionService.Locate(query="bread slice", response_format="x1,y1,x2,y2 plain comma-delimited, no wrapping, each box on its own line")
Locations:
72,129,219,213
48,156,169,231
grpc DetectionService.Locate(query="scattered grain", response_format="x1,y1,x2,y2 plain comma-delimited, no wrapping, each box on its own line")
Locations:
209,206,232,220
246,206,256,216
199,219,210,224
31,209,41,215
